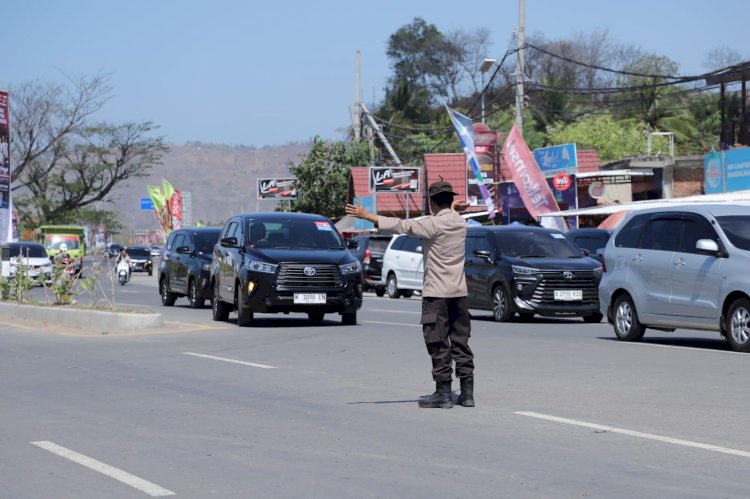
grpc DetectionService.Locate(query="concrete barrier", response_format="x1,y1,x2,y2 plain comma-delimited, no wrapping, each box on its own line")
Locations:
0,302,163,334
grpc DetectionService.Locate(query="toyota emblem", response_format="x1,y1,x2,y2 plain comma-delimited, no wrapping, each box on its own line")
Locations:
563,271,574,279
303,266,317,277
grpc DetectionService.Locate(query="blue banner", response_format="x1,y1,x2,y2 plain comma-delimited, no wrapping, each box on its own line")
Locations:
704,148,750,194
140,197,154,211
446,106,495,218
533,143,577,176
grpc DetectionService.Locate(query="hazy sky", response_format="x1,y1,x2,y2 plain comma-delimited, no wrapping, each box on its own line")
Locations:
4,0,746,147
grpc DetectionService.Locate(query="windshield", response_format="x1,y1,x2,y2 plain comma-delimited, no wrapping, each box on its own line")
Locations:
494,230,581,258
717,216,750,251
246,219,345,250
127,248,151,258
9,244,48,258
194,230,221,255
45,235,79,250
368,238,391,253
572,234,610,253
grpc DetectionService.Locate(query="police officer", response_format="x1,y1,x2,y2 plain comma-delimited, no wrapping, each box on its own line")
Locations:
345,180,474,409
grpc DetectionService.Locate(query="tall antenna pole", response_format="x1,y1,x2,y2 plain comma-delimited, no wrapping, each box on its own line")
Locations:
514,0,526,134
353,51,362,141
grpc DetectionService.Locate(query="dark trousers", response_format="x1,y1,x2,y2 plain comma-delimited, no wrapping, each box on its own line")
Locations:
420,297,474,382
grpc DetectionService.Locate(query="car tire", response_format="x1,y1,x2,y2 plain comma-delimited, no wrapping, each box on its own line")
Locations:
308,311,325,322
212,280,230,322
160,277,176,306
491,284,513,322
375,287,385,297
612,294,645,341
401,290,414,298
342,311,357,325
386,274,401,299
725,298,750,352
583,312,603,323
236,283,254,327
188,279,204,309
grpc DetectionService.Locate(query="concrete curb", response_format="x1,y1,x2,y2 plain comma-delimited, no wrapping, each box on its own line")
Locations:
0,302,163,334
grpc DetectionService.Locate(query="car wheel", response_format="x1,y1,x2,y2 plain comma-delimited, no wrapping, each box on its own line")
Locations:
386,274,400,299
491,284,512,322
236,283,254,327
212,280,230,322
342,311,357,325
188,279,204,309
308,311,325,322
160,277,176,306
583,312,603,323
726,298,750,352
401,290,414,298
613,294,645,341
375,287,385,297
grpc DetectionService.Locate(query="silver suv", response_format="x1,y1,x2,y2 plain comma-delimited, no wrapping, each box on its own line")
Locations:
599,204,750,352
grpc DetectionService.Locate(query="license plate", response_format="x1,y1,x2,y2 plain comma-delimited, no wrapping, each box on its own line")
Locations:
294,293,327,304
554,290,582,301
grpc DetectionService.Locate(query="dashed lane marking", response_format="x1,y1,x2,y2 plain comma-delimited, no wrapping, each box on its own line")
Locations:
369,309,419,314
515,411,750,458
362,320,420,328
183,352,277,369
30,440,175,496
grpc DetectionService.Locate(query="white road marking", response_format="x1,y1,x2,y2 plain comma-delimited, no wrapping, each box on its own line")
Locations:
362,320,420,328
369,309,419,314
183,352,277,369
619,341,744,355
515,411,750,458
30,441,175,496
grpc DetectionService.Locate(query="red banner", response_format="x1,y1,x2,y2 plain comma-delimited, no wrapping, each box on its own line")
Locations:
169,189,182,230
503,125,567,231
0,91,11,242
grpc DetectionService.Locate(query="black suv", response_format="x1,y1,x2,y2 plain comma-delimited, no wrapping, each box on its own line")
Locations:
465,225,603,322
211,212,363,326
158,227,222,308
348,234,392,296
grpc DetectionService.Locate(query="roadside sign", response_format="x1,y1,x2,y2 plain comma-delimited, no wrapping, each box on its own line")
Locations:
140,197,154,211
368,166,420,193
533,143,578,176
257,178,299,199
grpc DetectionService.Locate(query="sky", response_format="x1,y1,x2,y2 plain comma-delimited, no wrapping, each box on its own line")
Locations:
3,0,747,147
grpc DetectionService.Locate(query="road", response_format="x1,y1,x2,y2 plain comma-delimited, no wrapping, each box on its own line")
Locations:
2,259,750,498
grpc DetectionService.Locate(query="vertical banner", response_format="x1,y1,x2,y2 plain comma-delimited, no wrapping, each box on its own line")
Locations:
470,127,499,207
0,91,10,242
170,189,182,230
502,125,568,232
446,106,496,217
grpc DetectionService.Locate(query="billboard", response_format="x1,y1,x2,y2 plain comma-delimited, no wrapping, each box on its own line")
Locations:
0,91,11,242
257,178,299,199
468,128,499,207
369,166,420,193
533,143,578,176
704,148,750,194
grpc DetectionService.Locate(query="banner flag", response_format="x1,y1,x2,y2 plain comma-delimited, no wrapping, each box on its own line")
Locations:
147,184,169,235
502,124,568,232
170,189,182,230
446,106,496,218
0,91,11,242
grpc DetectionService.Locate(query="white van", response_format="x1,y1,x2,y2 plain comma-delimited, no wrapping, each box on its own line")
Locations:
380,234,423,298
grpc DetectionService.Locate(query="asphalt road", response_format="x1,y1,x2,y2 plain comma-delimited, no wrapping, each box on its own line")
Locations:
2,259,750,498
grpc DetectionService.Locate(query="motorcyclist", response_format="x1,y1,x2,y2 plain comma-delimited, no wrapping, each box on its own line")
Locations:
117,247,132,280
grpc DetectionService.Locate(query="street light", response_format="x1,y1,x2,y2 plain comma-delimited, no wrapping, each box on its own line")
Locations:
480,58,496,124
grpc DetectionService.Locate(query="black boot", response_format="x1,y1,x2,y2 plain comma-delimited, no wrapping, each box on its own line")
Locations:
457,377,474,407
418,380,453,408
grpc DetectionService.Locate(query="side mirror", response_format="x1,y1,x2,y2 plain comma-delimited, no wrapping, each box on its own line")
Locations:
696,239,720,256
346,239,359,249
176,246,191,254
220,236,239,248
580,248,591,257
473,249,494,263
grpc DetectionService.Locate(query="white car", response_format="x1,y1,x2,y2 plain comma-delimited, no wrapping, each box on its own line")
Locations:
1,242,54,284
380,234,423,298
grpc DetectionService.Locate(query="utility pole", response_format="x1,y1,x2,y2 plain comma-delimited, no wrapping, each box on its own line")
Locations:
514,0,526,134
352,51,362,142
360,102,402,166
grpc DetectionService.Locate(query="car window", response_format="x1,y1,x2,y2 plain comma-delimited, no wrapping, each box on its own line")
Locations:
389,236,405,251
474,235,493,253
245,218,344,249
44,235,79,250
679,215,720,254
640,218,681,252
368,238,390,253
465,236,476,256
615,213,650,248
224,221,238,239
166,233,177,250
128,247,151,258
716,215,750,251
401,236,422,253
9,244,47,258
494,231,580,258
194,231,221,255
172,234,186,249
572,235,609,253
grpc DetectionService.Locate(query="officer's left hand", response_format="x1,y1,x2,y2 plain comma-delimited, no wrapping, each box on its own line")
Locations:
345,203,369,219
451,198,470,212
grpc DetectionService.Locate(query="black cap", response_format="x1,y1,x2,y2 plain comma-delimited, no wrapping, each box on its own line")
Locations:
425,180,458,198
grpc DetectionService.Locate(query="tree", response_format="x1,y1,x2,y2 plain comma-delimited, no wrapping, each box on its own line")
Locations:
287,137,369,220
547,113,646,162
10,74,168,228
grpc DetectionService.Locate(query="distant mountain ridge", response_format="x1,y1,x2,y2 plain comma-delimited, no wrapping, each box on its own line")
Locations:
107,141,310,231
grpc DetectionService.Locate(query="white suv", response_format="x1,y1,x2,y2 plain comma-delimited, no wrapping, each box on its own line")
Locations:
599,203,750,352
381,235,423,299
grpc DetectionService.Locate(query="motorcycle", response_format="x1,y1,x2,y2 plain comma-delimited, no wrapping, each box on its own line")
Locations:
56,254,77,279
117,260,131,286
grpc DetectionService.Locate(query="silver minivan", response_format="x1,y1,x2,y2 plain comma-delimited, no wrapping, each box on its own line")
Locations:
599,204,750,352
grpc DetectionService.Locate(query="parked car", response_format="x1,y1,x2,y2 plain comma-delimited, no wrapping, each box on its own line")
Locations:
599,204,750,352
158,227,222,308
348,234,392,296
0,242,53,285
381,234,422,298
107,243,123,258
210,212,363,326
565,228,612,263
125,246,153,275
464,225,603,322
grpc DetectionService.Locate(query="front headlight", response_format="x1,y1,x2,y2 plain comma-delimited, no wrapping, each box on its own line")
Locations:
201,263,211,272
512,265,538,275
246,260,278,274
593,266,603,277
339,262,361,274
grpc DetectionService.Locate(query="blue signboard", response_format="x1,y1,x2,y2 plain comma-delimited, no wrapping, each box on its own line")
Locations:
704,148,750,194
353,195,376,231
140,197,154,211
533,143,578,176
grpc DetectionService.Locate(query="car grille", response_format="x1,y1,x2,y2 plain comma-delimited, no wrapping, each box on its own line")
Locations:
277,263,343,288
529,271,599,305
